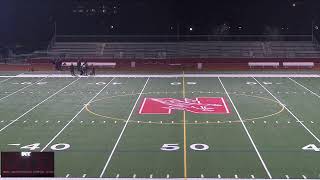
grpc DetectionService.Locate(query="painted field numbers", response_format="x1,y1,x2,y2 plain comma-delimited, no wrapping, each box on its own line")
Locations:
15,143,70,151
302,144,320,152
161,143,209,151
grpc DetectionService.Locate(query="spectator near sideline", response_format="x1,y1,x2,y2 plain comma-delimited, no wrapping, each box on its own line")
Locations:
70,64,75,76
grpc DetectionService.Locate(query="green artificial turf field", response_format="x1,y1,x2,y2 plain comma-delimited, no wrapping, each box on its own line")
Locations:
0,73,320,179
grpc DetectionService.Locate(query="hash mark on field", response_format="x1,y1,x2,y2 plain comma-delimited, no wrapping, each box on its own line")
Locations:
302,175,307,179
8,144,20,146
251,175,255,179
285,175,290,179
66,174,70,178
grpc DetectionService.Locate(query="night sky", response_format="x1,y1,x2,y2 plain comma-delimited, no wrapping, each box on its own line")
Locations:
0,0,320,44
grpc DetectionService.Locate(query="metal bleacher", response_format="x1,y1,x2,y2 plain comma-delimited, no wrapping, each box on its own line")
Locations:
47,35,320,59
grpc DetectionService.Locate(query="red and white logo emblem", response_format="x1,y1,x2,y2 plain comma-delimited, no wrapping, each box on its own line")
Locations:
139,97,230,114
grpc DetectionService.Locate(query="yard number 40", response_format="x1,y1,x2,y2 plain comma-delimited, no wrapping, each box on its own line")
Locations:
302,144,320,152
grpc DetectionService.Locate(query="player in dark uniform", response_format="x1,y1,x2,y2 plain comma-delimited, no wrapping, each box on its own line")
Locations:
90,64,95,76
70,64,75,76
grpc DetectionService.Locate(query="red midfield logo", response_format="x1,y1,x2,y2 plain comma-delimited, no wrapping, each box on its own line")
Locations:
139,97,230,114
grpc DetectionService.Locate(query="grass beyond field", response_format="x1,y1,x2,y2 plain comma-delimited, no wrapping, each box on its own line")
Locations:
0,73,320,179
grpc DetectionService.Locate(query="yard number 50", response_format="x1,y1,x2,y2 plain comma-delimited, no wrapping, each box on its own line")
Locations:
161,143,209,151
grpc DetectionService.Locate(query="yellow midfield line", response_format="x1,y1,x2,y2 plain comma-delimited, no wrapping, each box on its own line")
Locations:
182,72,187,180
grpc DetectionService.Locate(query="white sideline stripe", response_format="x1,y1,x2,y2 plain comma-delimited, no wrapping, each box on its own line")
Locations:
99,77,150,178
1,73,320,78
288,77,320,99
0,77,14,84
0,77,47,102
253,77,320,143
218,77,272,179
40,77,115,152
0,78,80,133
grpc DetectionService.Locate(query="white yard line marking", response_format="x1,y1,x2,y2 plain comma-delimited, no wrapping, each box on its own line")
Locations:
0,77,47,102
253,77,320,143
40,77,115,152
288,77,320,99
0,77,14,84
0,78,80,133
99,77,150,178
218,77,272,179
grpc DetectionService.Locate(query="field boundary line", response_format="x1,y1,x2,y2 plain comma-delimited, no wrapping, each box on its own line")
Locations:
0,77,14,84
218,77,272,179
40,77,115,152
288,77,320,99
253,77,320,143
0,77,80,133
99,77,150,178
0,77,47,102
1,73,320,78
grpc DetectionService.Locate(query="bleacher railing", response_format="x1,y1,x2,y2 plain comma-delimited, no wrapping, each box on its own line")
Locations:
55,35,313,43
